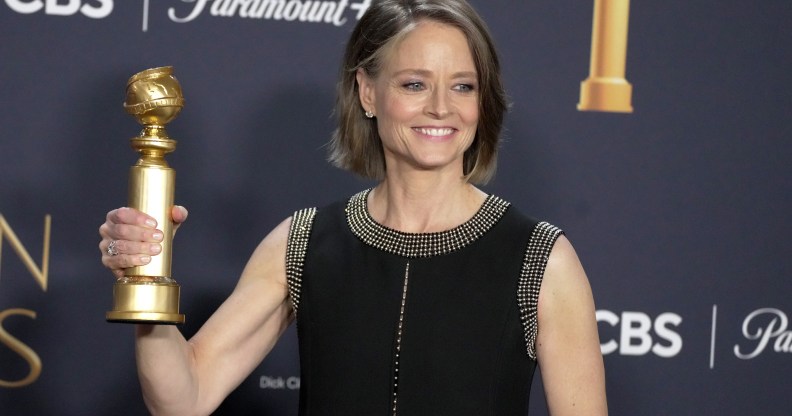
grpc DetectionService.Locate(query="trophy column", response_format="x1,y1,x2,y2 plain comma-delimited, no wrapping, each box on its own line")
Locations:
106,66,186,325
578,0,633,113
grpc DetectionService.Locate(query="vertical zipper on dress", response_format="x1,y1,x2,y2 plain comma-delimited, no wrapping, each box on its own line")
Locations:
392,261,411,416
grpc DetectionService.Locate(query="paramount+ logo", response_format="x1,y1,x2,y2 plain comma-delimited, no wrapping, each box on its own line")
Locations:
3,0,113,18
733,308,792,360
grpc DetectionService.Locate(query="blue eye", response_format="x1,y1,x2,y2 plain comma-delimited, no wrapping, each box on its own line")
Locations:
403,81,424,91
454,84,475,92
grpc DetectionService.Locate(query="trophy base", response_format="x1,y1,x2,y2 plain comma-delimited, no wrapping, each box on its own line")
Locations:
578,77,633,113
107,281,185,325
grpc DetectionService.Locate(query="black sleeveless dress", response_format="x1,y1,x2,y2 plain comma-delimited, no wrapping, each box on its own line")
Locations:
285,190,562,416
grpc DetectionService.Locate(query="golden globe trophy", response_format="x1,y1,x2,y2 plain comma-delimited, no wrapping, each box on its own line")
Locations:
106,66,186,324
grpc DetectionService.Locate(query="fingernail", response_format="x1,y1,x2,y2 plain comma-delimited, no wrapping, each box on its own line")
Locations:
140,255,151,264
149,244,161,255
145,219,156,228
153,232,163,241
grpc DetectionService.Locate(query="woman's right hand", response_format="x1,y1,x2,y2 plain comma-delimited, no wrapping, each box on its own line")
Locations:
98,206,188,279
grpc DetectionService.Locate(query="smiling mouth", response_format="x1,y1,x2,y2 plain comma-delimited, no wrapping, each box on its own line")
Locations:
415,127,455,137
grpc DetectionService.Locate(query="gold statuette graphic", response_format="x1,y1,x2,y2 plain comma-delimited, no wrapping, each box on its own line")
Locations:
578,0,633,113
106,66,185,324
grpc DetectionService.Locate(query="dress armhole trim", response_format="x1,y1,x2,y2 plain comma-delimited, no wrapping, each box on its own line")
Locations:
518,221,564,360
285,207,317,317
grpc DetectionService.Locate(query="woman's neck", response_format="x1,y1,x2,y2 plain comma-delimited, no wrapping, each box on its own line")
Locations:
368,170,487,233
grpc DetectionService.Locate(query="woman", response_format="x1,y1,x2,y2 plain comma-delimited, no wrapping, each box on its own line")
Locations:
99,0,607,414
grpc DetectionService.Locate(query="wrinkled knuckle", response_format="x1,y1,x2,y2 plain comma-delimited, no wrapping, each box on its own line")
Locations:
114,224,134,240
117,207,132,220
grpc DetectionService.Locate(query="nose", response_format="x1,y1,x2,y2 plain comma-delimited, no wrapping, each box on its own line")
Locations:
425,88,450,118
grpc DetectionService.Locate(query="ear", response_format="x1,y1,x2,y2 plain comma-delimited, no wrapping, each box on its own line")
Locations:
356,68,376,114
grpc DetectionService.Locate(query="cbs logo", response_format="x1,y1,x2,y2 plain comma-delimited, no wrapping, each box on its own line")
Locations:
4,0,113,18
597,310,683,357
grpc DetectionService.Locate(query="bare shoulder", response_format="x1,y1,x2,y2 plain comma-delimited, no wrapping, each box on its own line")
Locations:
536,234,596,335
541,235,590,299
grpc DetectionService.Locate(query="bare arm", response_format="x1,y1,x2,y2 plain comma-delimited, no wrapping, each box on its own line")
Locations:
536,235,608,415
100,208,294,415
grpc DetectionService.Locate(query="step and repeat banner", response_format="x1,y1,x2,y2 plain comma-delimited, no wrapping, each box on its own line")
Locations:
1,1,790,415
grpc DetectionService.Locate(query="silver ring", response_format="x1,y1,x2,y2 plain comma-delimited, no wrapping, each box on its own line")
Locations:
107,240,119,256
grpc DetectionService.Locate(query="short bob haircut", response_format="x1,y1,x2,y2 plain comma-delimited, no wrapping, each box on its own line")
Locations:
329,0,508,184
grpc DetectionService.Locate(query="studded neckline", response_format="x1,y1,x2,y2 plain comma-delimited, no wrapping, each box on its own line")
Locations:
345,188,510,258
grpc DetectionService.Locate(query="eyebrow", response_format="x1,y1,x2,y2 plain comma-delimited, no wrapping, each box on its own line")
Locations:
392,69,478,79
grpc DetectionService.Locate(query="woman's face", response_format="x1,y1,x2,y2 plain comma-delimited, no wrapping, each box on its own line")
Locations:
357,21,479,177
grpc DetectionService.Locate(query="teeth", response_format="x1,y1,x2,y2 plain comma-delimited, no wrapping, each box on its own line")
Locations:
417,128,454,136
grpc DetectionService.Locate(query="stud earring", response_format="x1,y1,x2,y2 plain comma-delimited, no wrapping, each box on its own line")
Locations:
365,110,375,118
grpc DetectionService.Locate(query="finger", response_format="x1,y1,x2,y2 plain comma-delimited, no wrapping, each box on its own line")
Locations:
101,207,161,241
102,252,152,270
107,207,158,229
172,205,189,224
172,205,189,236
106,223,164,243
100,239,162,257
